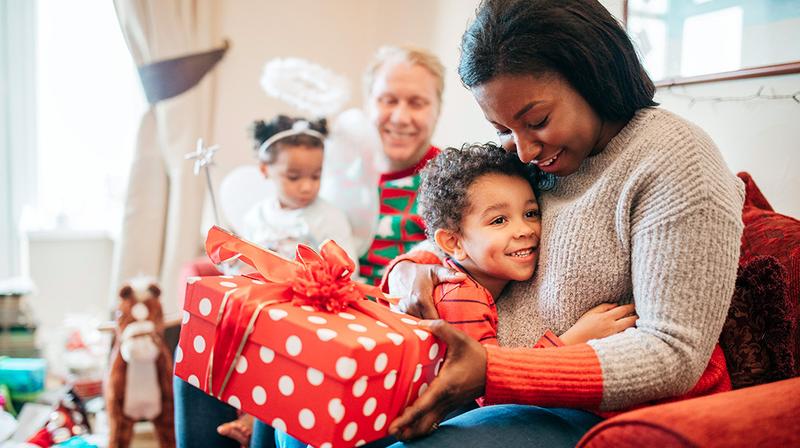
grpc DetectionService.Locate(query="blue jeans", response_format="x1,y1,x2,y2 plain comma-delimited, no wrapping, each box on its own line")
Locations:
275,404,600,448
174,377,276,448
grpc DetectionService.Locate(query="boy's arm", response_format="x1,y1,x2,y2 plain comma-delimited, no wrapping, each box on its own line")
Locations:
434,282,498,345
532,330,566,348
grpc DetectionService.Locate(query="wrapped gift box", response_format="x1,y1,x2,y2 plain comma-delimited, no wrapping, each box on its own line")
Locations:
0,357,46,395
175,227,445,448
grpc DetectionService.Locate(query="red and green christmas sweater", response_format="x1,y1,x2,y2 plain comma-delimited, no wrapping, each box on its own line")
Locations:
358,146,439,285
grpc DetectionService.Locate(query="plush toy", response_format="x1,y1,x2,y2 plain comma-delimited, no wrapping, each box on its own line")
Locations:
105,280,175,448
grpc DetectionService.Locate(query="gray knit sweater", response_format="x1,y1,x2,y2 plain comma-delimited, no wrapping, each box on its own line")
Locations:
496,107,744,409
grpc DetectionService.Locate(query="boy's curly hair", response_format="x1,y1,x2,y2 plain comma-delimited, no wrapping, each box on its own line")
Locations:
419,142,552,238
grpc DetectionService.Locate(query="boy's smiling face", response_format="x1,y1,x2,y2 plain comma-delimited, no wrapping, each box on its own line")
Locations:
436,172,541,295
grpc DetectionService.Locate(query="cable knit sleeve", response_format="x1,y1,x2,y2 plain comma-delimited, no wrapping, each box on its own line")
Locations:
589,129,744,410
485,109,745,411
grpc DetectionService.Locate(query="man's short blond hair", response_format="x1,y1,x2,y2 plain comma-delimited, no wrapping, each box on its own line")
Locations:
364,45,445,103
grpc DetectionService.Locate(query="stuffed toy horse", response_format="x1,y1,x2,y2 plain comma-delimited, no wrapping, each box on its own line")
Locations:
105,280,175,448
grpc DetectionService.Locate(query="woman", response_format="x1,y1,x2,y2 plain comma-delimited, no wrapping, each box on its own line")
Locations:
174,45,448,448
382,0,744,446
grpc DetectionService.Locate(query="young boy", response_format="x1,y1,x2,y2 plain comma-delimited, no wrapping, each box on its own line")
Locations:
418,143,636,348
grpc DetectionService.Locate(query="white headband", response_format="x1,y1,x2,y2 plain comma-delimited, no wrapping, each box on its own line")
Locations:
257,120,325,161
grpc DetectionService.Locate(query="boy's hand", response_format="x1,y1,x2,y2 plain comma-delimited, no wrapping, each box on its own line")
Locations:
559,303,637,345
388,261,466,319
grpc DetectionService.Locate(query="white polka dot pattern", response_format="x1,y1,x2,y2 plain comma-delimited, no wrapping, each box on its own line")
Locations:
348,323,367,333
352,376,367,397
413,329,429,340
193,336,206,353
306,367,324,386
271,418,286,432
259,347,275,363
268,309,288,321
298,408,315,429
285,335,302,356
235,356,248,374
374,414,387,431
307,316,327,325
252,386,267,405
227,395,241,409
278,376,294,396
428,343,439,360
198,298,212,316
386,333,404,345
374,353,388,373
316,328,337,341
383,370,397,389
356,336,376,351
188,375,199,388
219,281,237,288
328,398,345,423
175,346,183,363
343,422,358,441
362,397,376,416
335,357,357,379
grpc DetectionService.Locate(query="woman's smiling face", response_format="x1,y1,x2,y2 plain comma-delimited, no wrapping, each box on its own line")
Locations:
471,73,607,176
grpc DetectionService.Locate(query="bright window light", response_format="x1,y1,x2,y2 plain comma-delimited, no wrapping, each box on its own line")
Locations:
35,0,145,232
681,6,744,77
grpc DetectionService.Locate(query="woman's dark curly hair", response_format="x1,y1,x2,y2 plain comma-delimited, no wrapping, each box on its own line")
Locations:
459,0,657,122
420,142,551,238
250,115,328,163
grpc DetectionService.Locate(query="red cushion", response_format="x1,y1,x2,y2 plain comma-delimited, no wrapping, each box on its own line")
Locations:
720,256,796,388
737,172,800,372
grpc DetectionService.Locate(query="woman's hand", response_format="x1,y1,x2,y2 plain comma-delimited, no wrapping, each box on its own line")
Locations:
388,319,487,441
387,261,466,319
559,303,637,345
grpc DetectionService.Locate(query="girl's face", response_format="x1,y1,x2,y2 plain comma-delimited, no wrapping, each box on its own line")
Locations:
453,173,541,288
368,61,440,171
471,73,618,177
262,145,324,210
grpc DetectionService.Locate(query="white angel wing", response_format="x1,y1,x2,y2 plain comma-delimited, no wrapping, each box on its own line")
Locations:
320,108,383,256
219,165,276,235
260,58,350,118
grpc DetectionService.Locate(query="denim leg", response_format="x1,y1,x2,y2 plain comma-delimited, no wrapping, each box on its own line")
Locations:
388,405,603,448
173,376,240,448
251,419,277,448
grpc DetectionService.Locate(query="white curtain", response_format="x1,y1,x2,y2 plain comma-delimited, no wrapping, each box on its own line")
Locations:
112,0,223,316
0,0,37,279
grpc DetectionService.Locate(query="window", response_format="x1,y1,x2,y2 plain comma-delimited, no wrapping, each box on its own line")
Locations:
34,0,145,232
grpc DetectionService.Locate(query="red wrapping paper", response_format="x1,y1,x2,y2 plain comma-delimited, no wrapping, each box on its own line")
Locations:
175,227,445,447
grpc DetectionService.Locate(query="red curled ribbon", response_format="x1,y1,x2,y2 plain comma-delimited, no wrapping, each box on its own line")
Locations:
202,226,423,424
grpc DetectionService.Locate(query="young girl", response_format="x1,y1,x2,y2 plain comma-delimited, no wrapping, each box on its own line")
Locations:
214,115,358,446
241,115,358,265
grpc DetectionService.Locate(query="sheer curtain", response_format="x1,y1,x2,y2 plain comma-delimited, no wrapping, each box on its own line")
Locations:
0,0,37,279
112,0,226,315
